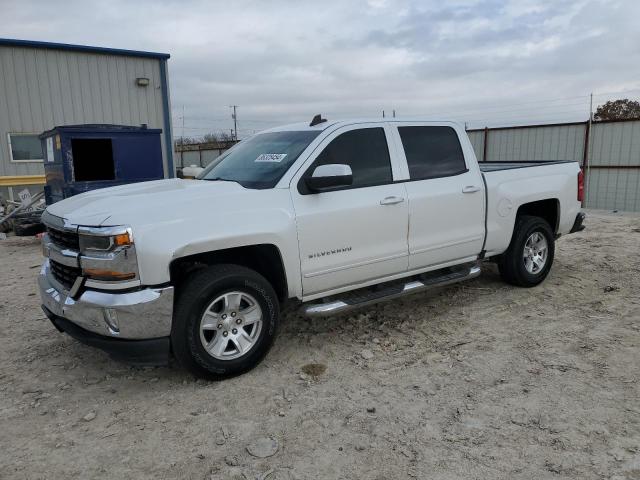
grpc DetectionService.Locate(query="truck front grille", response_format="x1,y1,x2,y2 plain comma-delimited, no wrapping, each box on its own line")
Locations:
50,260,81,290
47,227,80,251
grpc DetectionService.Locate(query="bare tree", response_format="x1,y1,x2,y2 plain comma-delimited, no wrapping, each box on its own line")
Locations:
203,132,233,143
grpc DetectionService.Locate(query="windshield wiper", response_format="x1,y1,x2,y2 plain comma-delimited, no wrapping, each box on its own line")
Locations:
201,177,238,184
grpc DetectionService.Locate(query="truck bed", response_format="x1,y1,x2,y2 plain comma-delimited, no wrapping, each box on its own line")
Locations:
480,159,582,258
479,160,577,172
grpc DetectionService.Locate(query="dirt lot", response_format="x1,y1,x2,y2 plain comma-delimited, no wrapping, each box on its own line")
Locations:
1,211,639,479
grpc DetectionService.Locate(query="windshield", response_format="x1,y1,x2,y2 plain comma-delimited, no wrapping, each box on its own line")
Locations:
198,131,321,188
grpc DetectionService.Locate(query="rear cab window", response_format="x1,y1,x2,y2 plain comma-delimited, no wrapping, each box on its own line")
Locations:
398,126,468,180
300,127,393,193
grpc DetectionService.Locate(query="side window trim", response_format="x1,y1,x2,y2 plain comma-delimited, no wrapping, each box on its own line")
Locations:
296,125,399,195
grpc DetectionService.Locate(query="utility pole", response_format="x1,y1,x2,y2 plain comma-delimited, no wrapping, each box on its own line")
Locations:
585,93,594,205
181,105,185,140
382,110,385,118
180,105,185,168
392,110,396,118
230,105,238,141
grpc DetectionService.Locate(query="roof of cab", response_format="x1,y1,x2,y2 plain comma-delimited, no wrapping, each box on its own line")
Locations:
261,118,462,133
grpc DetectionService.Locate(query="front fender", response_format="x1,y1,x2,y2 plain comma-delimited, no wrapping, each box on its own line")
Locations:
134,208,302,299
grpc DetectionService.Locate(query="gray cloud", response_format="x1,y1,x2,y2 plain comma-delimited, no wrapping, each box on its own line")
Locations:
3,0,640,135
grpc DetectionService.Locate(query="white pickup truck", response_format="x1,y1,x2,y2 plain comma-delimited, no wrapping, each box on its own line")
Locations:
39,117,585,378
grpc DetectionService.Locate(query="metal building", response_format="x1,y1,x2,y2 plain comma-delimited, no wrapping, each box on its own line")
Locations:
0,38,174,201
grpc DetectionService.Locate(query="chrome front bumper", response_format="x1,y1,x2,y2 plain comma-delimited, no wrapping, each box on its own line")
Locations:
38,260,174,339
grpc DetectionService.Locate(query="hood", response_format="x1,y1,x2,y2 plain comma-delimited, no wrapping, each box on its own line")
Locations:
45,179,265,227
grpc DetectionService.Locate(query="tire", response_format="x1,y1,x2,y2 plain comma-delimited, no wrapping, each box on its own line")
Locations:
498,215,555,287
171,264,280,380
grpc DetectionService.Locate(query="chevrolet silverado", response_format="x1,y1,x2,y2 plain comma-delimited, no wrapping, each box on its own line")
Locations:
39,117,586,379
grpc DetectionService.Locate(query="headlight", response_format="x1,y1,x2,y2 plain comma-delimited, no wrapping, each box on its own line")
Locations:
79,230,133,252
78,226,138,283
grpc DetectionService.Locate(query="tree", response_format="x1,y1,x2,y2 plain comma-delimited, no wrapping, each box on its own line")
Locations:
203,131,233,143
594,99,640,121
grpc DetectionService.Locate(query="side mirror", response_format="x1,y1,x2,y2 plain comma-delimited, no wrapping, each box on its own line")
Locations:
305,164,353,192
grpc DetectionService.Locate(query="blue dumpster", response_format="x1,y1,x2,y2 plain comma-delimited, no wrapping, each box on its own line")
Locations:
40,124,164,205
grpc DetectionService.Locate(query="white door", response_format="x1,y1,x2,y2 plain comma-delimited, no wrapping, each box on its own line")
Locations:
392,124,485,269
291,125,409,296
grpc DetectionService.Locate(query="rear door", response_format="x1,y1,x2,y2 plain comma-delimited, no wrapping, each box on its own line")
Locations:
291,124,409,297
391,123,485,269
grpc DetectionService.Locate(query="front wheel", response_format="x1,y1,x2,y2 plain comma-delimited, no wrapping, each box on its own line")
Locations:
171,264,280,379
498,215,555,287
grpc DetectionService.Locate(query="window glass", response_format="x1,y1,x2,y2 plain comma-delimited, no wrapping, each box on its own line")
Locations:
9,134,43,161
198,131,320,189
310,128,392,189
398,126,467,180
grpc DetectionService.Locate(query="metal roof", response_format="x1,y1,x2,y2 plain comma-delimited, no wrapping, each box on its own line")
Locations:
0,38,170,60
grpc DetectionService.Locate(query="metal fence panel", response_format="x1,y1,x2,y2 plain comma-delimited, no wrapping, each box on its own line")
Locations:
466,130,484,161
585,168,640,211
485,124,586,162
589,120,640,166
201,149,222,167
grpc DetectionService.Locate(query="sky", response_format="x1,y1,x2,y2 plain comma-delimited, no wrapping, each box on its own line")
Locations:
3,0,640,138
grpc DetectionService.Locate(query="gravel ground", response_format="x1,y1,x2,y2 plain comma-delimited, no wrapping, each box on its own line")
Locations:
0,210,639,480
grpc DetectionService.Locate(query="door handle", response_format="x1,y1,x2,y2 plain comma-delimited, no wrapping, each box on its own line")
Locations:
380,196,405,205
462,185,481,194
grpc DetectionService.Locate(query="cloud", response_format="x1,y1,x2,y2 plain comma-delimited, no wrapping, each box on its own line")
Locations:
3,0,640,134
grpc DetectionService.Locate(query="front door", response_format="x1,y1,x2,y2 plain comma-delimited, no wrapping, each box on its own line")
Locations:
291,125,409,297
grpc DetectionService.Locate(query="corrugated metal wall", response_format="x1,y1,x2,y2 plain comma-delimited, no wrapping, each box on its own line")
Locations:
586,120,640,211
466,130,484,162
174,141,237,170
466,120,640,212
0,45,169,193
179,149,224,169
486,124,586,162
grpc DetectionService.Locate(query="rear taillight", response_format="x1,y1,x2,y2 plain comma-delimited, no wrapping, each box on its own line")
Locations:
577,169,585,202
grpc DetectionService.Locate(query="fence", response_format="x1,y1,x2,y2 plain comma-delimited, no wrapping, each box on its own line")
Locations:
174,140,237,170
172,122,640,212
467,118,640,212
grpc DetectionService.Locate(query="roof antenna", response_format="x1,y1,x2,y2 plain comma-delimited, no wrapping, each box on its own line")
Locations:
309,114,327,127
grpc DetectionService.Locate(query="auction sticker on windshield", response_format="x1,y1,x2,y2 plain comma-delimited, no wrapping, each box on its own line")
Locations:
255,153,287,163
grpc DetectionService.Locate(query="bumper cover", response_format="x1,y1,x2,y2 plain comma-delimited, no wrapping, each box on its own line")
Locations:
42,306,170,365
38,260,174,339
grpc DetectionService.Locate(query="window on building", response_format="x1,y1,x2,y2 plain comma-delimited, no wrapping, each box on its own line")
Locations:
307,128,393,190
398,126,467,180
8,133,43,162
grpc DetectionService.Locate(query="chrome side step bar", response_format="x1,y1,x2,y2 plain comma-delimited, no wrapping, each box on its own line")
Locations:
304,263,481,317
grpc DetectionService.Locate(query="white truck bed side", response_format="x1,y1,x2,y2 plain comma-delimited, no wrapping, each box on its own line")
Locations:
482,161,582,257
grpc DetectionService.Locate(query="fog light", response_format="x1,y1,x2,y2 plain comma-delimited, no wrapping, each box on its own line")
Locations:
103,308,120,334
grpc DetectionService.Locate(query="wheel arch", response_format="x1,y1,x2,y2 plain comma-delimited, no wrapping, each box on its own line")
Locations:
169,244,289,302
515,198,560,233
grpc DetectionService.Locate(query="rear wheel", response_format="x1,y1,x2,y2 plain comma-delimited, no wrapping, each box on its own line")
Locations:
498,215,555,287
171,264,280,379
